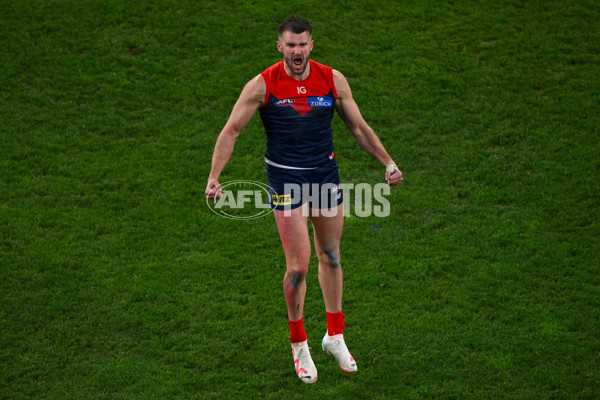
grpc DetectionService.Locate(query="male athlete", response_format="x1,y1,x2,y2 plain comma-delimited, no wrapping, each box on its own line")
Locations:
205,17,402,384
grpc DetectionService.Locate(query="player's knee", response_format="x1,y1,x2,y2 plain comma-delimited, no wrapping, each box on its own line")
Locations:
319,247,340,269
284,268,307,291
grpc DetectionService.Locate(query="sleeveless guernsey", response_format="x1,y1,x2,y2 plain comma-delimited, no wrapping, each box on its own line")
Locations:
259,60,338,169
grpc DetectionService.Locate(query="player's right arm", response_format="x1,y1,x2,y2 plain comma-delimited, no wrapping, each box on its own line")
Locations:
205,74,266,199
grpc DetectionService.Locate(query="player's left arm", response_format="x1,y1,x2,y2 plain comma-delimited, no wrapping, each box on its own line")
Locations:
333,69,402,186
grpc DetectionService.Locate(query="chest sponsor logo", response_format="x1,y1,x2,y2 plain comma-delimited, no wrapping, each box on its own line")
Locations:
308,96,333,107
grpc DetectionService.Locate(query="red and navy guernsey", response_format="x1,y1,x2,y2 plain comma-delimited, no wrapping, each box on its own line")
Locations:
259,60,338,169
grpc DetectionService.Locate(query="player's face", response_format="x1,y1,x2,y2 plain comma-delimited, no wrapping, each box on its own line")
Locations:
277,31,314,78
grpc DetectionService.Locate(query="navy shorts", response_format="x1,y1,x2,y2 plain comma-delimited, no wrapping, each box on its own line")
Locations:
266,163,343,210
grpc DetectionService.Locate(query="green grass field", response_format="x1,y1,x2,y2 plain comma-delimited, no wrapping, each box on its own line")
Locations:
2,1,599,398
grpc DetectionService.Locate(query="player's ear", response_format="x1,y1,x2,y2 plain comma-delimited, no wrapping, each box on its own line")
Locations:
310,40,314,51
277,41,283,53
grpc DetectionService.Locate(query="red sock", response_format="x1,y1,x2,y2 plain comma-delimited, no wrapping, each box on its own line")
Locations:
326,310,345,336
289,317,307,343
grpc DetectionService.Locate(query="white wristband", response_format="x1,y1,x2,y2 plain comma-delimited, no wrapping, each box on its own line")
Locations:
385,162,396,174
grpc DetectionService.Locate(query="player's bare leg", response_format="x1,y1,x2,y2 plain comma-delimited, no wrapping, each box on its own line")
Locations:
311,205,344,314
311,204,357,373
274,204,311,321
274,204,317,384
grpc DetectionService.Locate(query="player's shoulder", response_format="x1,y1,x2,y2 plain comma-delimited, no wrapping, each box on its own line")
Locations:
309,60,336,77
331,68,345,81
248,73,266,87
242,73,267,104
331,69,350,93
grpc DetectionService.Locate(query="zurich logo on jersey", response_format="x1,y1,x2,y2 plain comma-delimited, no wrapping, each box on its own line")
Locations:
308,96,333,107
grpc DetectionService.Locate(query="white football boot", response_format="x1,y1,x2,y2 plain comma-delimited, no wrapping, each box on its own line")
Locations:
291,340,318,384
322,333,357,373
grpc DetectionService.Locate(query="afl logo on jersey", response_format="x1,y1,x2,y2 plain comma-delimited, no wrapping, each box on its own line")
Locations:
275,98,295,106
308,96,333,107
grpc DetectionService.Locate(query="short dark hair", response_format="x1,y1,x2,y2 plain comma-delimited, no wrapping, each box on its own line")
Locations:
278,16,312,38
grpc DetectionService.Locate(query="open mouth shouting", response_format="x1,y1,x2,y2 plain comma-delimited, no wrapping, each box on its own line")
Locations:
290,54,307,75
